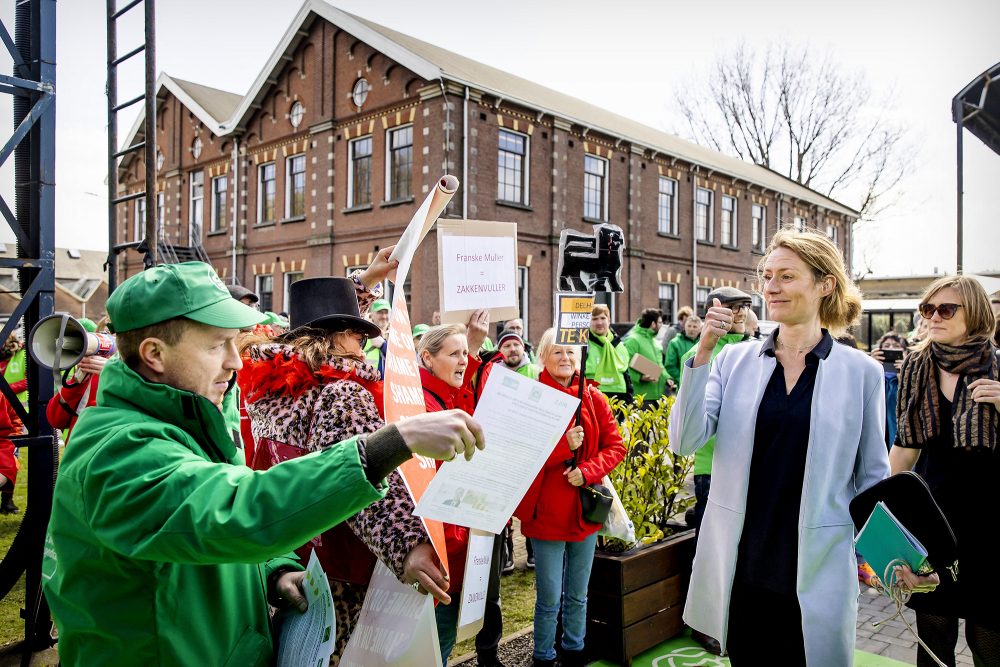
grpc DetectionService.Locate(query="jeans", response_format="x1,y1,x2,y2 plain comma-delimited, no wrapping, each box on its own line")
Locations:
530,533,598,661
433,534,504,667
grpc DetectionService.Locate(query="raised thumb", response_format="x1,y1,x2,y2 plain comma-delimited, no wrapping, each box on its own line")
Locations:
712,298,722,307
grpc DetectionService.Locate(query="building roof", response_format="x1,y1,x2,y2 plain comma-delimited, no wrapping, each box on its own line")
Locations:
120,73,243,169
0,247,108,304
130,0,859,217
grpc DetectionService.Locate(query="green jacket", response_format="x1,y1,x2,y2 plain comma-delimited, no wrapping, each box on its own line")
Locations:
585,333,630,395
623,325,669,400
3,347,28,406
680,333,749,475
42,358,384,666
513,361,539,380
664,333,698,386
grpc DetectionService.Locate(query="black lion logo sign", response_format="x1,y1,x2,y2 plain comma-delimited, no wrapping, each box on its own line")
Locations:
558,224,625,293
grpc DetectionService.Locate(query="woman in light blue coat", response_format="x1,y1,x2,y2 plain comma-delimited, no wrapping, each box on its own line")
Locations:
669,229,938,665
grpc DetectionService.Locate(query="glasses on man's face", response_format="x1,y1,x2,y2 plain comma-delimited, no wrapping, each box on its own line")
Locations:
725,304,748,314
918,303,962,320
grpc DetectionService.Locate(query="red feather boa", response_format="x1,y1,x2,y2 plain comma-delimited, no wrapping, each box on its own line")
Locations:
238,352,384,418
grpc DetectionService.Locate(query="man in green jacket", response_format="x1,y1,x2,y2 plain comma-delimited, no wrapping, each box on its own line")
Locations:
497,329,538,379
42,262,485,667
664,314,702,388
623,308,670,401
678,287,753,531
585,304,632,403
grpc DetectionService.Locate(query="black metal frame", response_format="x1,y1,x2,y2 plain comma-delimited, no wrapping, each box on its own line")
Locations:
106,0,157,290
0,1,58,663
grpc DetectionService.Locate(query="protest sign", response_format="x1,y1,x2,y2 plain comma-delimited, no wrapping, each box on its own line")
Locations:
455,529,494,642
384,175,458,574
340,562,442,667
554,292,595,345
437,220,519,324
275,551,335,667
415,365,579,534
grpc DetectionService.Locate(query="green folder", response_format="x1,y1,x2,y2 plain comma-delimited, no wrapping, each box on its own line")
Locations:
855,501,933,591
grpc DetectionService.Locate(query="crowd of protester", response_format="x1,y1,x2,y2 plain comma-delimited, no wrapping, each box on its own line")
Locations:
1,226,993,667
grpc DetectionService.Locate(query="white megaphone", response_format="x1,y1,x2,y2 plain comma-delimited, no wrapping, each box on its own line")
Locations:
28,314,117,371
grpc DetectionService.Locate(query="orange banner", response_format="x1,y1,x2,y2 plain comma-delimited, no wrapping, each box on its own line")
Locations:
384,175,459,575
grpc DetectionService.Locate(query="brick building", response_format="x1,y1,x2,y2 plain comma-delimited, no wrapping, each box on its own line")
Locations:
1,245,108,327
116,0,858,341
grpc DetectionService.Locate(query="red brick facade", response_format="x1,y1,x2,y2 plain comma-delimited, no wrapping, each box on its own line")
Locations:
116,10,856,341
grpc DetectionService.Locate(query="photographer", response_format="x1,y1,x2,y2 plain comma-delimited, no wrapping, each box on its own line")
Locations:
870,332,906,448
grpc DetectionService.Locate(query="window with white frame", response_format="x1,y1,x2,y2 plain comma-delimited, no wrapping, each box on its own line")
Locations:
156,191,164,241
258,162,276,224
134,197,145,242
386,126,413,202
286,154,306,218
826,222,838,243
256,274,274,313
349,136,372,207
189,171,204,241
658,177,678,235
583,155,608,221
498,130,529,205
721,195,737,246
695,286,711,317
696,188,713,242
658,283,677,323
752,203,766,251
794,216,807,232
211,175,228,233
283,271,304,311
751,293,765,320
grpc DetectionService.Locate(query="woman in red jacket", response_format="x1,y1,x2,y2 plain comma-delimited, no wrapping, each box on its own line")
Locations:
515,328,626,667
417,315,506,667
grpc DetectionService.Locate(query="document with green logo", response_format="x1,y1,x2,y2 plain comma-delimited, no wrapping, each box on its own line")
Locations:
414,365,579,533
854,501,933,591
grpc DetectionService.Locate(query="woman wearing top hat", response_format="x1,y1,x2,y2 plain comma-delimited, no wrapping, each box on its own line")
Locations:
237,247,448,660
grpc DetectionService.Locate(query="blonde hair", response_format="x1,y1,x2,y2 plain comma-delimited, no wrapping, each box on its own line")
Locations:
758,229,862,336
913,275,995,351
537,328,579,370
591,304,611,319
416,323,466,367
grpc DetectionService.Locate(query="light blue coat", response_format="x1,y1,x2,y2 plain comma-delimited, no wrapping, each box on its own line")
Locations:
668,337,890,665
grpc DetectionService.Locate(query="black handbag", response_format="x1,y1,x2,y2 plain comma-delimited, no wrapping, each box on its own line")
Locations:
850,471,959,582
579,482,613,524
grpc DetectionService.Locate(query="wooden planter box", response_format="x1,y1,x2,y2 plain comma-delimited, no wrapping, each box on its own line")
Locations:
586,529,696,666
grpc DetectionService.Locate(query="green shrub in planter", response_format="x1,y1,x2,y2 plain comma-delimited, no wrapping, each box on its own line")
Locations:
603,395,694,552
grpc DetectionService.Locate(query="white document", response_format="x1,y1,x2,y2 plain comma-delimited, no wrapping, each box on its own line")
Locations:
340,561,442,667
440,234,518,312
414,365,580,534
275,551,335,667
455,529,494,642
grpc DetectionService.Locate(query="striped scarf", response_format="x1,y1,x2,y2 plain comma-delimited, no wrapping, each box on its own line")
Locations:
896,340,998,450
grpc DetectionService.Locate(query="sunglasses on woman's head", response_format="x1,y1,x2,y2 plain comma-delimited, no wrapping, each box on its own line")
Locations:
917,303,962,320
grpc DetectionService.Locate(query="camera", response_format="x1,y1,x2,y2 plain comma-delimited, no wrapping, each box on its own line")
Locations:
879,347,903,372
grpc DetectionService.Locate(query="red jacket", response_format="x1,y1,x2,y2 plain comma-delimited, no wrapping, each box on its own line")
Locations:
46,374,100,443
0,395,23,484
515,370,626,542
419,353,502,591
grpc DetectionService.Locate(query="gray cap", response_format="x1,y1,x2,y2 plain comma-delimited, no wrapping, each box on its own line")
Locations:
227,284,259,304
708,286,752,307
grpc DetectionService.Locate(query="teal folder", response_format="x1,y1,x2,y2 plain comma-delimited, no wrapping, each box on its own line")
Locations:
854,501,933,587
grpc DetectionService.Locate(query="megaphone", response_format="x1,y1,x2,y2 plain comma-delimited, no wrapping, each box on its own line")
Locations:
28,314,116,371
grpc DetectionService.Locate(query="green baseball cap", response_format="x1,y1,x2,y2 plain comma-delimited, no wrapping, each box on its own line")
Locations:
107,262,267,333
264,311,290,327
412,323,430,338
77,317,98,333
370,298,390,312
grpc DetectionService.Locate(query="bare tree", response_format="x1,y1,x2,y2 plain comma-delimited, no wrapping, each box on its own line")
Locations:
674,43,910,219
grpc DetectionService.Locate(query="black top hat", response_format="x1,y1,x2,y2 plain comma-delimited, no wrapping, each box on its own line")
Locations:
288,277,383,338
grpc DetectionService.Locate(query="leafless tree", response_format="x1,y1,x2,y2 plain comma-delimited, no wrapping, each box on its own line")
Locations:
673,43,911,219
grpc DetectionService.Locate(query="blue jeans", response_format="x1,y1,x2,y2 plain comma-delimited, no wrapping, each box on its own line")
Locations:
434,599,460,667
530,533,598,661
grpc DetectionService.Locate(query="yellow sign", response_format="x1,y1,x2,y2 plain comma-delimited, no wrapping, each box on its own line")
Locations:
554,292,595,345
